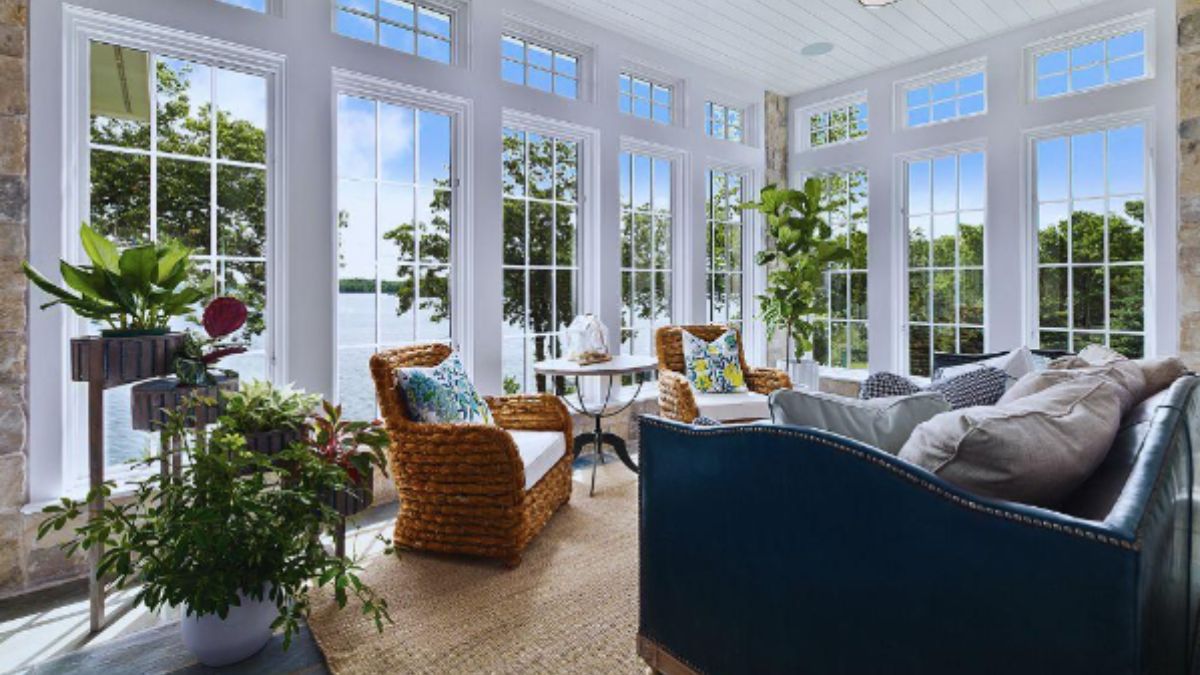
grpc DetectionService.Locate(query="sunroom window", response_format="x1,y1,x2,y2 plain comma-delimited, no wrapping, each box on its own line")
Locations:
705,169,746,330
501,35,578,100
334,0,453,64
87,41,270,465
1033,29,1146,99
619,73,671,124
814,170,869,369
619,151,673,356
335,93,454,419
705,103,743,142
905,150,986,376
904,70,985,128
1034,122,1146,356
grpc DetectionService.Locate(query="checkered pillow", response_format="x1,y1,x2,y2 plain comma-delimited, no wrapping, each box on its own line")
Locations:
860,372,923,400
860,367,1007,409
928,366,1008,409
692,415,723,426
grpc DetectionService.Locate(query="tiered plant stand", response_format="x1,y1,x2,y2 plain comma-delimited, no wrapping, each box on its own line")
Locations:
70,333,184,634
130,372,238,479
323,466,374,558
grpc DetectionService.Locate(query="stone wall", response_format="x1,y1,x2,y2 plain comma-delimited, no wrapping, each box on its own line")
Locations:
0,0,30,597
1180,1,1200,367
763,91,789,366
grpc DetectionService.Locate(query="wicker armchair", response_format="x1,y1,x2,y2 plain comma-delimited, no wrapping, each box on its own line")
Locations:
369,343,573,567
654,325,792,422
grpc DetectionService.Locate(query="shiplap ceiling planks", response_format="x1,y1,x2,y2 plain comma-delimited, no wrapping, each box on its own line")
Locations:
531,0,1107,95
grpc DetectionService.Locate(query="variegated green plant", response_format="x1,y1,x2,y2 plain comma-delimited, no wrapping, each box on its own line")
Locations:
21,223,207,335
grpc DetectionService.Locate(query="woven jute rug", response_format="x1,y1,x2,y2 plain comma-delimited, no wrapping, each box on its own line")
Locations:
307,475,644,674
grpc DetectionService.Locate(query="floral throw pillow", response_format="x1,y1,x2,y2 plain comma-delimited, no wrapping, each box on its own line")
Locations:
682,329,747,394
395,352,494,425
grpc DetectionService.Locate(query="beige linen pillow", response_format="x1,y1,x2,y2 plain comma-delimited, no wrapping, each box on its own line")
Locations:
1137,356,1189,396
898,376,1124,508
1000,359,1146,412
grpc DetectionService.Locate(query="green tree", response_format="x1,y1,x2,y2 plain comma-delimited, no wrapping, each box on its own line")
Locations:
89,55,268,338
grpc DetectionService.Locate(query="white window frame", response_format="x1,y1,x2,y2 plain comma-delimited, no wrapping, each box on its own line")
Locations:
331,0,468,67
796,91,868,152
618,137,690,357
895,139,988,377
894,59,987,131
500,16,594,103
1024,11,1154,102
330,68,473,395
705,102,744,143
53,6,287,494
499,109,601,392
1021,109,1156,356
807,165,869,370
619,62,682,127
704,166,751,329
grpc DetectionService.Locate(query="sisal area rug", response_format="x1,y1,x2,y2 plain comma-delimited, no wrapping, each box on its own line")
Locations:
307,476,644,674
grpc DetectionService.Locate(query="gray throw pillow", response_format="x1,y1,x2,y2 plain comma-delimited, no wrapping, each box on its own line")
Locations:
898,376,1124,508
769,389,951,455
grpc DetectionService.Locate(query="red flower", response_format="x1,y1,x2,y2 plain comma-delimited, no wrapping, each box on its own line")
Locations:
202,297,247,339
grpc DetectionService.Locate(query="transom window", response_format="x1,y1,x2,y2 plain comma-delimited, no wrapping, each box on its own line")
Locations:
87,42,270,465
705,103,743,142
218,0,266,11
619,73,671,124
501,128,580,394
334,0,452,64
619,151,673,356
905,150,986,377
814,170,869,370
336,93,453,419
705,169,746,329
808,101,868,149
501,35,578,100
1034,122,1145,356
1034,29,1146,99
904,71,985,128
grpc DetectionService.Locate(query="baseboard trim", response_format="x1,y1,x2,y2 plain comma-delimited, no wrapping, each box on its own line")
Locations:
637,635,702,675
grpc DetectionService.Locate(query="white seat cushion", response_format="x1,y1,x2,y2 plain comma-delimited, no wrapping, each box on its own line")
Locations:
692,390,770,422
509,430,567,490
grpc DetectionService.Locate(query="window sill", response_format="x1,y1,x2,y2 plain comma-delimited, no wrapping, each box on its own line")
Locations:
23,466,156,515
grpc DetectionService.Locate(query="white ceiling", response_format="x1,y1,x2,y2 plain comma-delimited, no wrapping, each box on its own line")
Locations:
531,0,1109,95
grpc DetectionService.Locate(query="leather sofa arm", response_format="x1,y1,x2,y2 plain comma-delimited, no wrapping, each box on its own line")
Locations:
746,367,791,394
656,369,698,422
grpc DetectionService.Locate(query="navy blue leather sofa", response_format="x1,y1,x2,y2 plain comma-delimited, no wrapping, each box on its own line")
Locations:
637,376,1199,674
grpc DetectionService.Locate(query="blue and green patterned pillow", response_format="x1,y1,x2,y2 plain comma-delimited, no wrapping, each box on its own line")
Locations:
682,329,747,394
395,352,494,425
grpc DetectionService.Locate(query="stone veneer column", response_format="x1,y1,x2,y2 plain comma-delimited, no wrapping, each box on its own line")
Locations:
0,0,28,595
763,91,789,367
1180,1,1200,367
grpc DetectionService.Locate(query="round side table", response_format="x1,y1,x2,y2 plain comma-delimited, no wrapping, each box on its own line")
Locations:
533,355,658,496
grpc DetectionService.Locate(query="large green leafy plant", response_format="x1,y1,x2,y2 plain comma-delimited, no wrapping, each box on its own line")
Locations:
742,179,850,365
37,399,393,647
22,224,206,336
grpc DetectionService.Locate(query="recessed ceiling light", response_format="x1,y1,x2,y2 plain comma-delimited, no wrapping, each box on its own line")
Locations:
801,42,834,57
858,0,898,6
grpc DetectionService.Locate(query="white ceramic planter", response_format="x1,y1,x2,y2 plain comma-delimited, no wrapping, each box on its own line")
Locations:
180,590,277,667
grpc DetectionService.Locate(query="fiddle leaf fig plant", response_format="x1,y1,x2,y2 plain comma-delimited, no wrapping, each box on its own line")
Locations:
22,223,207,336
741,178,851,365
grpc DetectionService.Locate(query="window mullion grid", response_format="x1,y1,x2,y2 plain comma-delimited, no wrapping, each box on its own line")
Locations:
148,56,159,246
1102,130,1112,348
523,135,532,389
1066,135,1075,351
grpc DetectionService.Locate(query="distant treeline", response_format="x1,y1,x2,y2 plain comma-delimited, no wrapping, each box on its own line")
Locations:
339,278,402,294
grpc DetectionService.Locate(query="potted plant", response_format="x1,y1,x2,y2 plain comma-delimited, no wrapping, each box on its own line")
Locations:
174,296,250,386
220,380,321,454
741,178,850,388
304,402,390,519
36,399,394,667
22,223,207,385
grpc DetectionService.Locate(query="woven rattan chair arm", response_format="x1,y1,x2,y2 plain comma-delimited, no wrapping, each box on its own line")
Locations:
389,422,527,488
656,369,699,423
746,367,792,394
485,394,572,434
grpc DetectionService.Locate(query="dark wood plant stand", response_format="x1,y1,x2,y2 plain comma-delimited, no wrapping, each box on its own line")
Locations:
324,466,374,558
69,333,184,634
130,373,238,479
